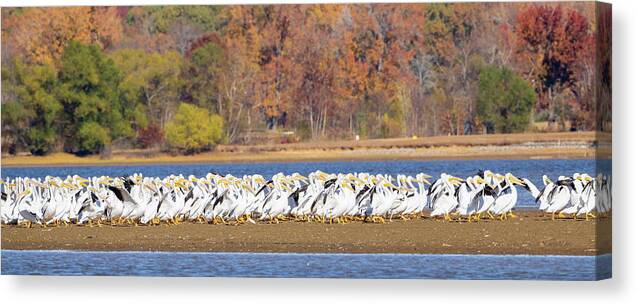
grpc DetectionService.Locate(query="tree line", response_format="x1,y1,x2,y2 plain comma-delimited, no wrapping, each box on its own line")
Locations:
1,3,611,155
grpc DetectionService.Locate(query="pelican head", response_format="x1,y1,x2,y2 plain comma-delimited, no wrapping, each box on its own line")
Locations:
505,173,524,186
542,175,553,186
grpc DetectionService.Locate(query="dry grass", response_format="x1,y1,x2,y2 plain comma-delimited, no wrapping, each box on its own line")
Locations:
1,131,609,167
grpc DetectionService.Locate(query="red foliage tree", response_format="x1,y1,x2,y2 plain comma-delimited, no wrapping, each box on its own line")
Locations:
137,123,164,148
185,33,224,58
514,5,591,127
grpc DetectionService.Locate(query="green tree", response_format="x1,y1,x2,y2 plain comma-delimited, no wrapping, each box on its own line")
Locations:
76,121,111,154
110,49,183,129
57,41,131,154
476,65,536,133
185,40,225,112
164,103,224,153
1,59,61,155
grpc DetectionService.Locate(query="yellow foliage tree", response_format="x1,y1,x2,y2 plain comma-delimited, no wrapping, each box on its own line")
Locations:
164,103,224,153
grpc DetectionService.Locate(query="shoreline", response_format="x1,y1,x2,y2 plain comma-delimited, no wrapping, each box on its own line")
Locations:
1,249,611,257
1,132,610,168
1,211,612,256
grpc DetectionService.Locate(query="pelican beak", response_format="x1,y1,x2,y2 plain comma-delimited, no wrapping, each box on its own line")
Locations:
512,176,524,186
79,177,90,187
421,173,432,179
143,182,154,192
243,183,255,194
449,176,464,185
543,176,553,185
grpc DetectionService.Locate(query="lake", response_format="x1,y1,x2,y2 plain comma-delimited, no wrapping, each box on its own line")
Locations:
0,250,611,280
1,158,610,207
1,159,612,280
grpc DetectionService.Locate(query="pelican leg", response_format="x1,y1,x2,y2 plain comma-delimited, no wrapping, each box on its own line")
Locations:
508,211,518,219
487,211,495,219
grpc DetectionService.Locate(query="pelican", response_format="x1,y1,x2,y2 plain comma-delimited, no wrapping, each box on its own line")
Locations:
490,173,525,220
429,174,462,220
0,170,609,227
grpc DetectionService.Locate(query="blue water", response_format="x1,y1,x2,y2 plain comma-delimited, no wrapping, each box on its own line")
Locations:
0,250,610,280
1,159,610,207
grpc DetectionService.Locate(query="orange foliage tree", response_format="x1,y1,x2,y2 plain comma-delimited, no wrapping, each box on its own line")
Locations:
2,7,122,64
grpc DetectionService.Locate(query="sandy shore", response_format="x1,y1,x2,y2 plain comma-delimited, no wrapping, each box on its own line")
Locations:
1,131,609,167
1,211,611,255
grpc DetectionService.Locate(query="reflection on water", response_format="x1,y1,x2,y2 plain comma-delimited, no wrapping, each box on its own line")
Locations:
1,250,611,280
0,159,608,207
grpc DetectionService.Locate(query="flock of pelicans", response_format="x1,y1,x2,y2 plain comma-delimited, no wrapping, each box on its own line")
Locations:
0,170,611,227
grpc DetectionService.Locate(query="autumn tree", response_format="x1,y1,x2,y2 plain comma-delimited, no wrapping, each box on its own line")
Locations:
334,4,421,139
286,5,343,139
0,3,606,155
120,6,222,54
421,3,490,135
515,4,591,129
2,7,123,64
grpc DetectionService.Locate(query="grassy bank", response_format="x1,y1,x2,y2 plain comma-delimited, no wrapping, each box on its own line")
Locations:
1,131,610,167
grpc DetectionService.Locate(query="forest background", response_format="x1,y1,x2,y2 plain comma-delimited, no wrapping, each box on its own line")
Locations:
0,2,611,156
